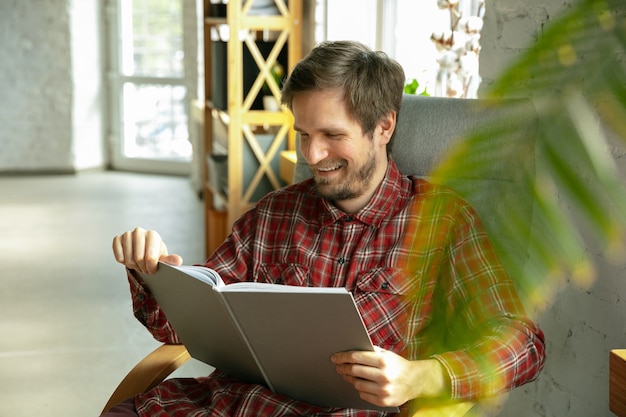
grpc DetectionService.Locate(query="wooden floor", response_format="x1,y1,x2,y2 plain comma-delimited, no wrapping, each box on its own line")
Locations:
0,171,212,416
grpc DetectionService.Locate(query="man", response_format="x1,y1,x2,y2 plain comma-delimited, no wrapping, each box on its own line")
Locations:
108,40,545,416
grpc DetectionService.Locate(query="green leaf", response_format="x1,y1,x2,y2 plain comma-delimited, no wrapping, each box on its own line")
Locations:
430,0,626,312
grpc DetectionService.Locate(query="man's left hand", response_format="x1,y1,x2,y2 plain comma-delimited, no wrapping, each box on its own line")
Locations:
331,347,449,407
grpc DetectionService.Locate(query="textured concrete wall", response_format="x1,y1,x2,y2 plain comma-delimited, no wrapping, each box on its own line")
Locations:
0,0,76,172
480,0,574,91
0,0,198,173
480,1,626,416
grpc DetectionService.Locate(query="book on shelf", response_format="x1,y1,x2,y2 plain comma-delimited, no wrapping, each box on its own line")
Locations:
138,262,398,412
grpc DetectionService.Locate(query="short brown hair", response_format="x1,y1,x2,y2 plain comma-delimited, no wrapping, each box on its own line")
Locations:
281,40,405,152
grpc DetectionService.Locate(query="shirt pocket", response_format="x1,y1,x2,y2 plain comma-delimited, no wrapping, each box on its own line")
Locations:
255,263,311,286
354,267,414,351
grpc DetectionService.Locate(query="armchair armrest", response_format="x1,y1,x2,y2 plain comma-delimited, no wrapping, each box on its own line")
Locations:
102,344,473,416
102,344,191,413
611,349,626,416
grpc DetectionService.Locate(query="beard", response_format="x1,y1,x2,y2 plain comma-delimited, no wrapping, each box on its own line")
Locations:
313,148,378,202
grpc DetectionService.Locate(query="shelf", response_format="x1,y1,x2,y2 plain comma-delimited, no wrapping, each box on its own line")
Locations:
206,106,229,125
279,150,297,184
204,180,228,210
204,17,227,26
202,0,302,257
206,103,291,127
205,15,294,31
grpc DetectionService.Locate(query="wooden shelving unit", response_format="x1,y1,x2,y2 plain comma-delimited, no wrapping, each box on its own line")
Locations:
202,0,302,256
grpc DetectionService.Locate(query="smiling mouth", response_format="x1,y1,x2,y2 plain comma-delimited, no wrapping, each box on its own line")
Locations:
313,161,344,173
316,165,341,173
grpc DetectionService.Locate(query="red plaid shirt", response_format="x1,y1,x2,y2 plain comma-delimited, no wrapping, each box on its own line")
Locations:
128,160,545,416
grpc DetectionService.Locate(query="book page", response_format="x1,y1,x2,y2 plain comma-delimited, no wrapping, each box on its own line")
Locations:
221,281,348,293
164,263,225,287
164,264,346,294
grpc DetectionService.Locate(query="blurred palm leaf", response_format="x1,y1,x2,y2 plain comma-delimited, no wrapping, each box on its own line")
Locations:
431,0,626,311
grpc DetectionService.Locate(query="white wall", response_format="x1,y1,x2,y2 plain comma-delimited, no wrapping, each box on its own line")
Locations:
0,0,74,172
480,1,626,416
0,0,201,173
0,0,104,172
70,0,106,171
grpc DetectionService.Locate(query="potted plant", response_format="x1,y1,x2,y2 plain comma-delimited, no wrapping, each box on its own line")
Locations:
404,78,430,96
262,62,284,111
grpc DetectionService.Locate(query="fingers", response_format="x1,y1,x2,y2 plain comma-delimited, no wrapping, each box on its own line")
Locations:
332,353,392,406
332,350,380,369
161,253,184,267
331,349,409,407
332,350,384,392
112,227,180,274
332,351,382,382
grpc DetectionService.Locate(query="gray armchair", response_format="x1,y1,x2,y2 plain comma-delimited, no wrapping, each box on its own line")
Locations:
103,95,536,417
295,94,537,283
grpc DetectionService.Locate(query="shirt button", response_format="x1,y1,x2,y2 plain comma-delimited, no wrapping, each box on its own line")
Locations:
338,257,346,265
274,278,282,284
381,281,389,290
344,216,354,222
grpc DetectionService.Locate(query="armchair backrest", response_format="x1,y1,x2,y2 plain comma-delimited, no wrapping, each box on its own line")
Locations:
294,94,538,293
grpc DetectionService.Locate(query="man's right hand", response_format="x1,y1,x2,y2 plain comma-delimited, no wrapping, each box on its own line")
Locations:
112,227,183,274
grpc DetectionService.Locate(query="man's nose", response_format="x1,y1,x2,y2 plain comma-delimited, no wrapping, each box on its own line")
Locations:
302,136,328,166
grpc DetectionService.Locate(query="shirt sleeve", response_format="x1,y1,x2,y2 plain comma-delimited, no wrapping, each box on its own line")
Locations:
127,269,181,344
428,202,546,400
124,207,259,345
432,312,545,400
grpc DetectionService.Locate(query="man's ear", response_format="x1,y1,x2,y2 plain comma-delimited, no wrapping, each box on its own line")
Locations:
378,111,396,146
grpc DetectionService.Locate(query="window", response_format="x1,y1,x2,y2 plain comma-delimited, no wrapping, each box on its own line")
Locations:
105,0,196,174
318,0,483,98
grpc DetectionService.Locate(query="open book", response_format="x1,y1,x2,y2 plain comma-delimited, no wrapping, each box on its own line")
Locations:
138,262,398,412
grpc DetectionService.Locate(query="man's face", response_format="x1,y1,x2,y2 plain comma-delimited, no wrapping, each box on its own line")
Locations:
292,88,391,213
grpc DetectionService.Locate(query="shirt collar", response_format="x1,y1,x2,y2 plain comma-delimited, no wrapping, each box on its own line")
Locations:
319,159,407,228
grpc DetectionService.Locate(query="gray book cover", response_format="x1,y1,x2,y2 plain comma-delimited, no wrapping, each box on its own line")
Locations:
140,262,398,412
